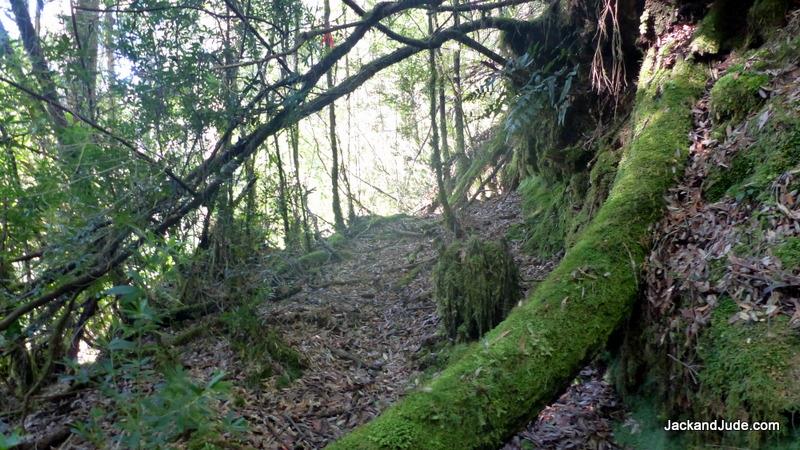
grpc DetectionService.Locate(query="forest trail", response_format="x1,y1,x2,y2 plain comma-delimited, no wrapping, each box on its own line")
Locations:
18,194,561,449
221,193,554,448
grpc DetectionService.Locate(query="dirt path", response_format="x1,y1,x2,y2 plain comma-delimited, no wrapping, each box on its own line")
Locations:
10,193,557,449
218,193,555,448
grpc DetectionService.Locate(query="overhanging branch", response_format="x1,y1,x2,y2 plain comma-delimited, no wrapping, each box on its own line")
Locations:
0,1,533,333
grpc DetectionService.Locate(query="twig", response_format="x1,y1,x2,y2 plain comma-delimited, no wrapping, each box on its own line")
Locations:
329,347,384,370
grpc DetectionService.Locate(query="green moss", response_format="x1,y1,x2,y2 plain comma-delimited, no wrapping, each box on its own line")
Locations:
703,148,756,202
703,104,800,202
297,250,331,269
515,161,610,257
433,237,520,341
696,298,800,447
365,420,419,449
516,176,573,257
565,149,620,247
747,0,791,43
328,55,705,450
690,2,727,55
327,233,347,248
771,236,800,271
690,0,751,56
709,70,769,123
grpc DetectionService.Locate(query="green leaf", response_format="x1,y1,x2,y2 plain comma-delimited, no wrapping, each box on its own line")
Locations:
205,371,227,390
0,431,23,450
108,338,136,351
104,285,140,297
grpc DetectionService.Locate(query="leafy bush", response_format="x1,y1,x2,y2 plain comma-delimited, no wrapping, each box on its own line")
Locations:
71,285,246,448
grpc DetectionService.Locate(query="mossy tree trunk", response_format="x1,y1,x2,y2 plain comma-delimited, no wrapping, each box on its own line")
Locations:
435,238,520,341
437,52,452,191
329,54,707,449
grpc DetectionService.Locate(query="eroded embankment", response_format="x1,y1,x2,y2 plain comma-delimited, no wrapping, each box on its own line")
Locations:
614,12,800,448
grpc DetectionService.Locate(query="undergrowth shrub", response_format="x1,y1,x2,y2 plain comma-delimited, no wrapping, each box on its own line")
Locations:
433,237,520,341
68,285,246,449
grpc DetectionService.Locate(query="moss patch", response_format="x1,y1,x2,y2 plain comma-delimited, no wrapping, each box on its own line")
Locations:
433,237,521,341
690,2,729,55
328,54,705,450
515,176,575,257
747,0,791,43
703,103,800,202
772,236,800,271
513,141,621,258
690,0,754,56
695,298,800,447
709,69,769,124
297,250,332,269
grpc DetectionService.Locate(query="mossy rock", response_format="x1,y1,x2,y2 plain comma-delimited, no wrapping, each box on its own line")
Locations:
709,69,769,124
433,237,521,341
695,298,800,447
297,249,332,269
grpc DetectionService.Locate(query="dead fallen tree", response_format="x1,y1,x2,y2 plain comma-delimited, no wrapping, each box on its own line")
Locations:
329,55,707,449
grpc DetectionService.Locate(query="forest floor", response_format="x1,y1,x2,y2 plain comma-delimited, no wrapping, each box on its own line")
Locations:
13,192,628,449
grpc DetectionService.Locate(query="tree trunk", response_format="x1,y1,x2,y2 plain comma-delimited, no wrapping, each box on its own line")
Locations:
70,0,100,120
329,56,706,450
428,9,461,237
9,0,69,137
343,8,357,224
290,124,312,251
325,0,346,233
438,54,452,191
275,134,292,244
452,0,469,185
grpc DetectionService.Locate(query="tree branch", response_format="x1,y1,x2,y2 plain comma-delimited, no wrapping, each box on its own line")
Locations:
0,2,533,333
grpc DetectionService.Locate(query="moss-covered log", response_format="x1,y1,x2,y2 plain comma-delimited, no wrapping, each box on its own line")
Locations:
329,55,706,450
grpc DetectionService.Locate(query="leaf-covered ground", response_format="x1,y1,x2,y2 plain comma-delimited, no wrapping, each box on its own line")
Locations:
10,193,561,449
